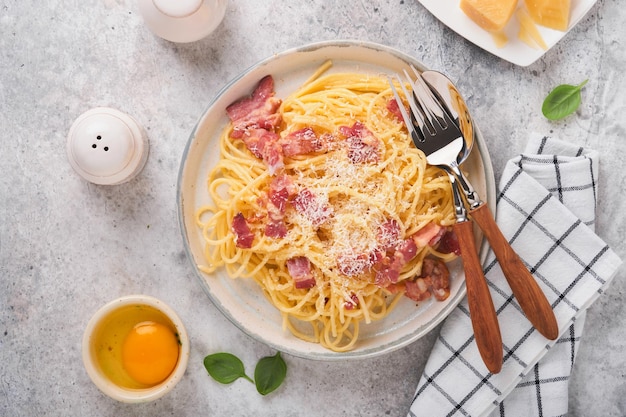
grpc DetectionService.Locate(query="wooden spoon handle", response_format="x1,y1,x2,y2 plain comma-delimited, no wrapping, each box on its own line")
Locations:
453,220,503,374
470,203,559,340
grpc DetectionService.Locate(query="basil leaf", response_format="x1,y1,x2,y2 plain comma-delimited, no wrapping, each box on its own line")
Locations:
254,352,287,395
542,79,588,120
203,352,253,384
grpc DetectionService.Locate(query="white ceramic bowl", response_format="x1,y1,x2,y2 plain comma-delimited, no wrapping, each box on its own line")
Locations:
177,40,496,360
81,295,190,403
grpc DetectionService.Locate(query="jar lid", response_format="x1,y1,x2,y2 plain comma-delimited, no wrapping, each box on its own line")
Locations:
138,0,227,43
153,0,202,17
66,107,149,185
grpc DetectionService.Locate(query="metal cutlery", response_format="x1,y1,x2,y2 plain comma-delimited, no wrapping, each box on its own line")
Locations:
389,68,503,373
388,66,559,366
419,69,559,341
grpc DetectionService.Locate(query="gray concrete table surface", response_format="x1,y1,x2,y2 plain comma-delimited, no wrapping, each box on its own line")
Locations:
1,1,624,416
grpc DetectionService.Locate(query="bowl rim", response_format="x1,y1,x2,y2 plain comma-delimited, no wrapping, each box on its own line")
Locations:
81,294,190,403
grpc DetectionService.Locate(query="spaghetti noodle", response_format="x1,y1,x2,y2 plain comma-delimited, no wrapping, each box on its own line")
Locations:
195,66,458,351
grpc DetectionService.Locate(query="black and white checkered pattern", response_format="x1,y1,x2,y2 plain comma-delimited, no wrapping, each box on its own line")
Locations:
408,135,622,417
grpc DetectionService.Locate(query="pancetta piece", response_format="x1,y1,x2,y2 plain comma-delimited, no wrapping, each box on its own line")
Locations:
226,76,284,175
240,128,284,175
338,122,381,164
280,127,323,157
436,229,461,255
226,75,282,138
386,98,404,121
264,205,288,238
264,174,295,239
286,256,316,289
412,222,445,248
232,213,254,249
404,278,432,302
344,293,359,310
421,258,451,301
375,238,418,286
403,258,451,302
269,174,296,213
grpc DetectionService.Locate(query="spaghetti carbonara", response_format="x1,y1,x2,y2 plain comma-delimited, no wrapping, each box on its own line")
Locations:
196,64,458,351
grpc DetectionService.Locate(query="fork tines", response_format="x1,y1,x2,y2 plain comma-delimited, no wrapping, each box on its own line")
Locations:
389,65,452,141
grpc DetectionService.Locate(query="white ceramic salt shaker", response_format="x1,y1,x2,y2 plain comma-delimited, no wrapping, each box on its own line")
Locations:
66,107,149,185
138,0,227,43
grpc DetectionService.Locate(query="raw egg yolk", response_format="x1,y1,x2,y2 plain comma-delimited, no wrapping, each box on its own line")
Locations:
121,321,179,386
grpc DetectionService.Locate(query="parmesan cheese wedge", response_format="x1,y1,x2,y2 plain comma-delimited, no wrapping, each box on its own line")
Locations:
524,0,571,31
460,0,518,32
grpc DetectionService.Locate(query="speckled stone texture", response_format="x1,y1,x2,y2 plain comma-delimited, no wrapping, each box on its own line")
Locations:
1,1,624,416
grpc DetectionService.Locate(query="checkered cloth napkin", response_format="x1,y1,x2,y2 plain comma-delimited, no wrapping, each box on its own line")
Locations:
408,134,623,417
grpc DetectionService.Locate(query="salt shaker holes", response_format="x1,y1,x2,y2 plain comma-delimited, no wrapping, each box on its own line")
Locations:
92,136,109,151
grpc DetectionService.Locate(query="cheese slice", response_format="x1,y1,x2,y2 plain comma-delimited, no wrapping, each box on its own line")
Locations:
524,0,571,31
518,24,539,49
460,0,518,32
517,8,548,50
491,31,509,48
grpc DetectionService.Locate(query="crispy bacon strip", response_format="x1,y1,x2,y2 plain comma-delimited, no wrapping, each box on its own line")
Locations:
232,213,254,249
412,222,445,248
280,127,323,157
264,174,296,239
404,258,451,302
339,122,381,164
423,258,451,301
436,229,461,255
240,128,284,175
226,75,282,138
374,222,450,289
226,76,284,175
387,98,404,121
375,238,418,286
286,257,316,289
264,206,287,238
404,278,432,302
269,174,296,213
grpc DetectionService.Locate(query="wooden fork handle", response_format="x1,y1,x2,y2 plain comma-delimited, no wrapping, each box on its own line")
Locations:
470,203,559,340
453,220,503,374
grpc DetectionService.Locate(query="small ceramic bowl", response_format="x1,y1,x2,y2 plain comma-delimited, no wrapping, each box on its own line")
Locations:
82,295,190,402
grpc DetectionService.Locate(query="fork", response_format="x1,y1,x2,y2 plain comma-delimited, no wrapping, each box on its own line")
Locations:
390,68,503,374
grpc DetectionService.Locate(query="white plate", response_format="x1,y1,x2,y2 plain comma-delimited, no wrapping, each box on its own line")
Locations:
418,0,598,66
177,40,496,360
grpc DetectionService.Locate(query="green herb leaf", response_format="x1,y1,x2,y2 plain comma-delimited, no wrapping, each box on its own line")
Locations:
203,352,253,384
254,352,287,395
542,79,588,120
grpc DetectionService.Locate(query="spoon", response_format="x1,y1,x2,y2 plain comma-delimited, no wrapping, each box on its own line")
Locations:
422,70,559,340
